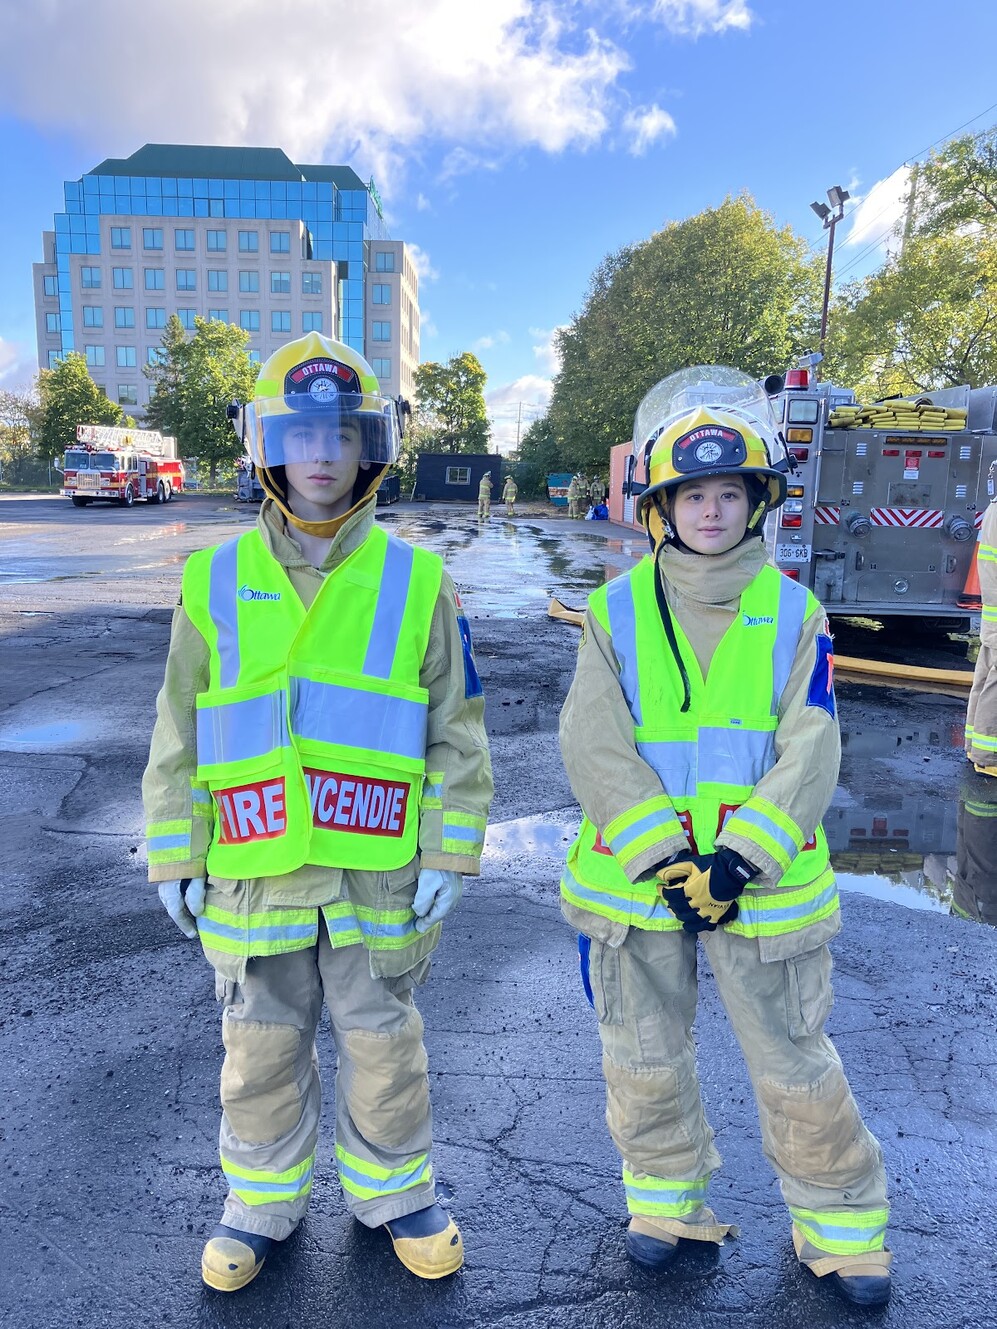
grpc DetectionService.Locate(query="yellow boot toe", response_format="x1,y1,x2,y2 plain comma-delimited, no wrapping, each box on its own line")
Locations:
201,1229,271,1292
387,1217,464,1279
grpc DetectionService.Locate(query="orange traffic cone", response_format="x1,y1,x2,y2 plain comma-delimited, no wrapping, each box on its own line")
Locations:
958,544,982,610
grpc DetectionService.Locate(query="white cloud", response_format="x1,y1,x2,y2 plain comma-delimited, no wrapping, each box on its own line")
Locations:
0,2,629,191
486,374,553,453
0,337,35,390
622,104,677,155
415,193,432,212
607,0,753,35
529,325,568,375
472,330,511,353
406,242,439,284
421,310,439,341
842,166,911,257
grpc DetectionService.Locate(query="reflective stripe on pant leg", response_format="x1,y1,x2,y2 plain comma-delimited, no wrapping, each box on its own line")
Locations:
217,947,324,1240
320,936,435,1227
592,931,724,1233
704,927,889,1257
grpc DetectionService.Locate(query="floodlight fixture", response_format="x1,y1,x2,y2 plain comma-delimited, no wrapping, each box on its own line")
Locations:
810,200,831,222
827,185,850,211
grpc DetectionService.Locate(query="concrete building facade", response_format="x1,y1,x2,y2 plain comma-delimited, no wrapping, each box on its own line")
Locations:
33,144,420,416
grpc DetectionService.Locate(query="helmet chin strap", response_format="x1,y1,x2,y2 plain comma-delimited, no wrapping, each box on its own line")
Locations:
258,462,388,537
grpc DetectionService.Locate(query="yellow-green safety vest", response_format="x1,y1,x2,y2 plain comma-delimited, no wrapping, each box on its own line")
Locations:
182,524,443,880
561,556,839,940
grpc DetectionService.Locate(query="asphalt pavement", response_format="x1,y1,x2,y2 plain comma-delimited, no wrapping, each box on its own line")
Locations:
0,494,994,1329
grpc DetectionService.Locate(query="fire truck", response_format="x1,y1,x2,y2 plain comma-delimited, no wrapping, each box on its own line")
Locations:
60,424,185,508
611,364,997,630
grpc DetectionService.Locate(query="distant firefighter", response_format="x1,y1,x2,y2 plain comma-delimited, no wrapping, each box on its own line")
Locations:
501,475,518,516
478,471,493,520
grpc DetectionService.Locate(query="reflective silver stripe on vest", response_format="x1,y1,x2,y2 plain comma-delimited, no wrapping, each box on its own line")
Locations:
639,728,776,798
772,574,808,710
363,535,415,680
197,689,290,765
637,739,698,798
562,864,668,923
208,536,242,689
604,573,642,723
291,677,428,761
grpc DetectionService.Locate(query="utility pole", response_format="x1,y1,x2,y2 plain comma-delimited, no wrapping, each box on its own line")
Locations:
810,184,850,373
515,401,523,449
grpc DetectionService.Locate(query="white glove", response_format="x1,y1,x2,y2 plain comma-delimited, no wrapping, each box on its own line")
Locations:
412,869,462,933
157,877,206,940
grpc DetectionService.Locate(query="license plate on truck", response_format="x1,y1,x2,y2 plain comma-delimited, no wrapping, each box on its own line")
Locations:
776,543,812,564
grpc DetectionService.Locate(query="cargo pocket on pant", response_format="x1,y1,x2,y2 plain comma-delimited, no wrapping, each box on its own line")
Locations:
588,939,624,1027
784,946,834,1040
220,1016,303,1146
343,1006,429,1149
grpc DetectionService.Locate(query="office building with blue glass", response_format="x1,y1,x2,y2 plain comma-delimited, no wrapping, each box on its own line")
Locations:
34,143,420,414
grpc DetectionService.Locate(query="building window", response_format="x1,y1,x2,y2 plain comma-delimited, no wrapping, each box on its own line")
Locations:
110,226,132,250
240,310,260,332
374,252,395,272
112,267,133,289
445,466,471,486
114,306,135,328
248,349,261,364
175,228,195,251
48,350,62,369
45,312,61,333
302,271,322,295
176,269,196,292
43,274,58,296
146,308,166,329
208,309,229,323
143,227,163,250
144,267,165,290
302,312,323,332
238,230,259,253
372,284,390,305
270,231,290,254
116,346,137,368
82,305,103,328
372,358,391,380
208,269,228,292
271,310,291,333
206,230,227,252
147,347,167,365
81,267,101,289
271,271,290,294
177,309,196,330
118,384,138,406
372,321,391,342
85,346,105,368
239,270,259,293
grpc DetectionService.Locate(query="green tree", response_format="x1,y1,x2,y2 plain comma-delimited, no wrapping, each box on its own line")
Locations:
33,352,121,460
514,415,568,497
145,316,257,485
915,125,997,236
412,352,490,453
548,195,822,475
824,230,997,397
0,389,35,479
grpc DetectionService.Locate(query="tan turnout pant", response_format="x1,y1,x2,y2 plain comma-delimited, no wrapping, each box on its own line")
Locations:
585,925,889,1267
966,636,997,765
216,928,434,1240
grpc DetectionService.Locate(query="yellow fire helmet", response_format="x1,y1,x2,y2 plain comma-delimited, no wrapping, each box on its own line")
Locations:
632,365,790,549
242,332,402,537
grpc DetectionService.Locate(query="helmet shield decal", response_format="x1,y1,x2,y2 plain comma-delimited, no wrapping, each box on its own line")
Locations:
283,356,363,410
672,423,747,475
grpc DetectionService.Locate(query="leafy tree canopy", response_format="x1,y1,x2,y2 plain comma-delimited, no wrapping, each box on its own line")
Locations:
413,352,490,454
33,353,121,459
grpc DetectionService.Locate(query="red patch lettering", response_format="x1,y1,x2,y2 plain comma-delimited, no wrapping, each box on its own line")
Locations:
304,768,409,838
676,810,700,855
215,778,287,844
593,830,613,856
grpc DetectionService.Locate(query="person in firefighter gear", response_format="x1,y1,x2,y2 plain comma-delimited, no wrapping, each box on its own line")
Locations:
965,462,997,775
589,475,607,505
477,471,493,520
501,474,518,517
567,474,584,519
559,366,891,1310
143,333,493,1293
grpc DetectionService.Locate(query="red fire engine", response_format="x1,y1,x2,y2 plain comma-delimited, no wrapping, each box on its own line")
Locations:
60,424,185,508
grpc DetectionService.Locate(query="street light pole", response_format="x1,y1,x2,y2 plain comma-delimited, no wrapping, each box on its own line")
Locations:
810,184,850,373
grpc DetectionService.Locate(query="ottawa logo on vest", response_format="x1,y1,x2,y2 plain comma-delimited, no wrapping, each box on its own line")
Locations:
214,771,410,844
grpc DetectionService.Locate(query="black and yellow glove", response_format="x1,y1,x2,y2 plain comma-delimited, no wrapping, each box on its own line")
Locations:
656,848,758,933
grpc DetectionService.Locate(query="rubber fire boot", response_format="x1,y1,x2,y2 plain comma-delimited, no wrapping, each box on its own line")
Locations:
827,1267,892,1309
973,763,997,777
201,1224,275,1292
624,1216,680,1270
384,1203,463,1279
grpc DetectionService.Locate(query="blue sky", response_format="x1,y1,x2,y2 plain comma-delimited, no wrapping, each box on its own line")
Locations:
0,0,993,449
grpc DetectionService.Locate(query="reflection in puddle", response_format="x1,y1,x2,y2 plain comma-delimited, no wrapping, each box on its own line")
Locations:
0,718,94,749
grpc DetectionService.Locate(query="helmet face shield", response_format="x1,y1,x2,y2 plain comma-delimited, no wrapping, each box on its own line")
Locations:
244,393,400,469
